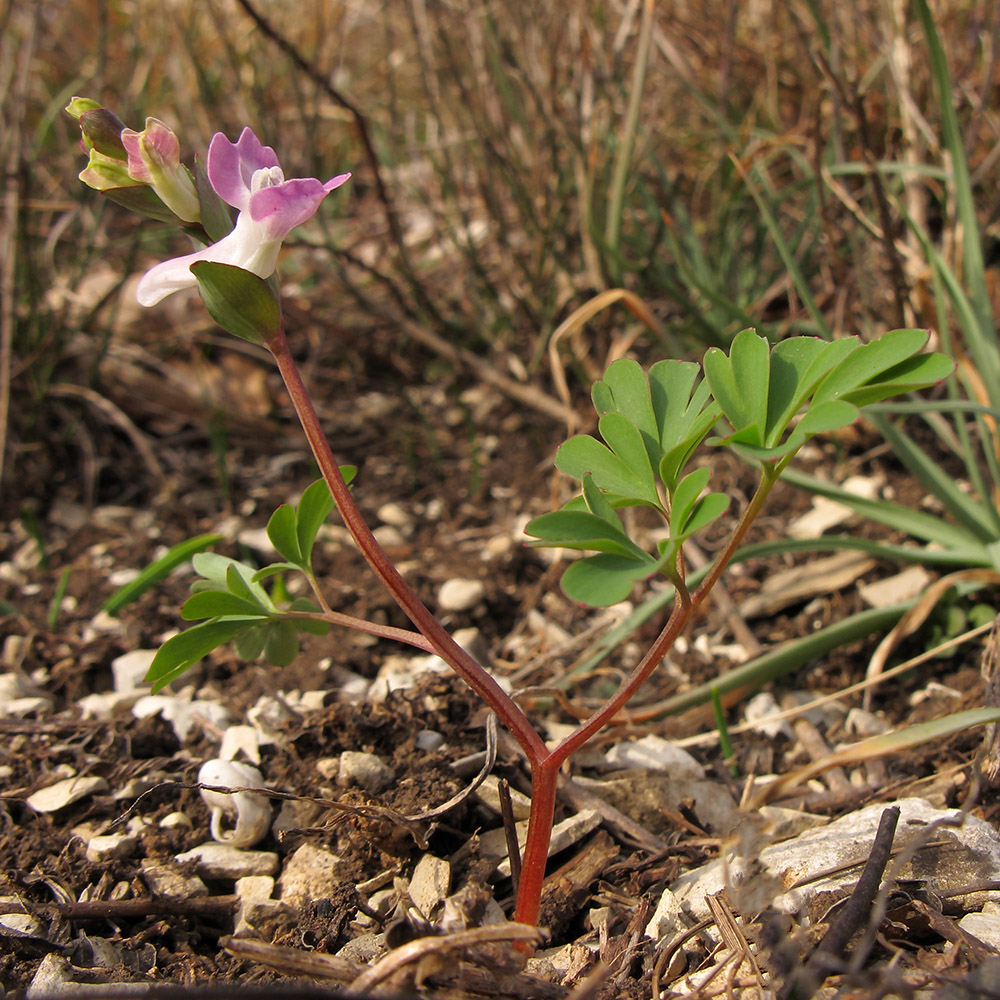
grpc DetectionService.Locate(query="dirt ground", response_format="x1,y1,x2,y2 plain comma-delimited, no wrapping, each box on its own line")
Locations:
2,321,997,998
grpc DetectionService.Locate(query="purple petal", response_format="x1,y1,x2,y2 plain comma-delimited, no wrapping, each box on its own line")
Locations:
248,177,336,241
207,127,279,212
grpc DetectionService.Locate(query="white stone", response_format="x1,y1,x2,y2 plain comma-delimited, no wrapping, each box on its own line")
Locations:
234,875,289,936
0,895,43,936
277,843,346,909
0,673,53,718
218,724,261,764
673,798,1000,922
111,649,157,693
132,695,231,741
159,811,193,831
372,525,406,548
604,735,704,779
377,502,413,531
475,775,532,820
860,565,933,609
438,577,485,612
645,887,686,941
141,861,207,897
408,854,450,919
27,775,109,813
959,912,1000,952
743,692,794,741
198,759,272,848
27,953,74,994
415,729,445,752
487,809,603,878
85,833,137,863
174,843,279,879
339,751,395,795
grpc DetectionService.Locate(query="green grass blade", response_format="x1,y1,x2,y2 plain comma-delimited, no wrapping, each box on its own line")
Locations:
102,533,224,616
781,466,988,550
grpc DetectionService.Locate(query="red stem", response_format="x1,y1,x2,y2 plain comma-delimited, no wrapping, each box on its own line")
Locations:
267,330,548,767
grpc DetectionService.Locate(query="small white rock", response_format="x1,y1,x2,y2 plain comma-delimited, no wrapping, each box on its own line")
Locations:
111,649,157,694
0,895,43,936
339,751,395,795
141,861,208,898
959,911,1000,952
174,843,279,879
85,833,137,863
408,854,450,918
604,735,704,779
27,775,109,813
744,692,794,741
159,811,193,831
377,502,413,531
277,843,346,909
645,887,686,941
438,578,485,612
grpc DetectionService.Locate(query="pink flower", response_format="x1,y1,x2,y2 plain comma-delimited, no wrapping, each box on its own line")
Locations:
137,128,350,307
121,118,201,223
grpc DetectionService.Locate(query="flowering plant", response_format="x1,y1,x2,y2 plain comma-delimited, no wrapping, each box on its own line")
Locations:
69,101,952,935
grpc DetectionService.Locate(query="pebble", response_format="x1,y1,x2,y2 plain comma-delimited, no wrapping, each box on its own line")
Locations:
604,735,705,779
743,692,794,741
27,775,109,813
644,887,686,941
141,861,207,898
959,911,1000,952
218,724,262,764
437,577,485,612
159,811,193,831
377,502,413,531
277,843,346,909
0,895,43,936
415,729,444,752
174,843,279,879
475,775,532,820
372,524,407,549
110,649,157,693
408,854,451,919
0,672,53,718
85,833,137,863
234,875,289,936
132,695,231,742
670,798,1000,923
338,751,395,795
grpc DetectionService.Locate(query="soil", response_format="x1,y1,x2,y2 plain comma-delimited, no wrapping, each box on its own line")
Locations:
2,324,997,998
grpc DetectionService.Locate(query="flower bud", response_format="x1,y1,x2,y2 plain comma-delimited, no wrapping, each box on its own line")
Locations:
121,118,201,223
65,97,128,160
78,147,142,191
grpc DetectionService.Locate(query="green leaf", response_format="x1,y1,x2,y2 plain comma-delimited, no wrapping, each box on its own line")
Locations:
704,328,770,445
556,435,651,505
180,591,271,621
296,478,336,568
764,337,858,446
266,503,302,566
648,361,719,489
224,562,273,612
524,510,650,561
101,185,177,223
263,620,299,666
251,562,302,582
194,155,234,243
592,359,659,463
234,625,267,661
813,329,944,406
597,413,661,507
561,555,654,606
581,472,621,526
190,261,281,345
145,618,259,692
102,533,222,616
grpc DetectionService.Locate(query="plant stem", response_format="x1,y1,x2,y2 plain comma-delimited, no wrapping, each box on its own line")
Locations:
267,329,548,767
283,611,436,653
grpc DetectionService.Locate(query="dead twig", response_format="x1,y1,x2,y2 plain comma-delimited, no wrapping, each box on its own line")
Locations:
779,804,900,1000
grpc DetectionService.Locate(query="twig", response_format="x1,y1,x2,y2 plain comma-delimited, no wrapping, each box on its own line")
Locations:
0,896,238,920
779,804,900,1000
498,777,522,895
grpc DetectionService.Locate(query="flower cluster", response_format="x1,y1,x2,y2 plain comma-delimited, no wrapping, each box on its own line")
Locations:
67,99,350,310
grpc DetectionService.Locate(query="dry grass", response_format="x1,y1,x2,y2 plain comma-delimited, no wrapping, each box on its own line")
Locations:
3,0,1000,502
